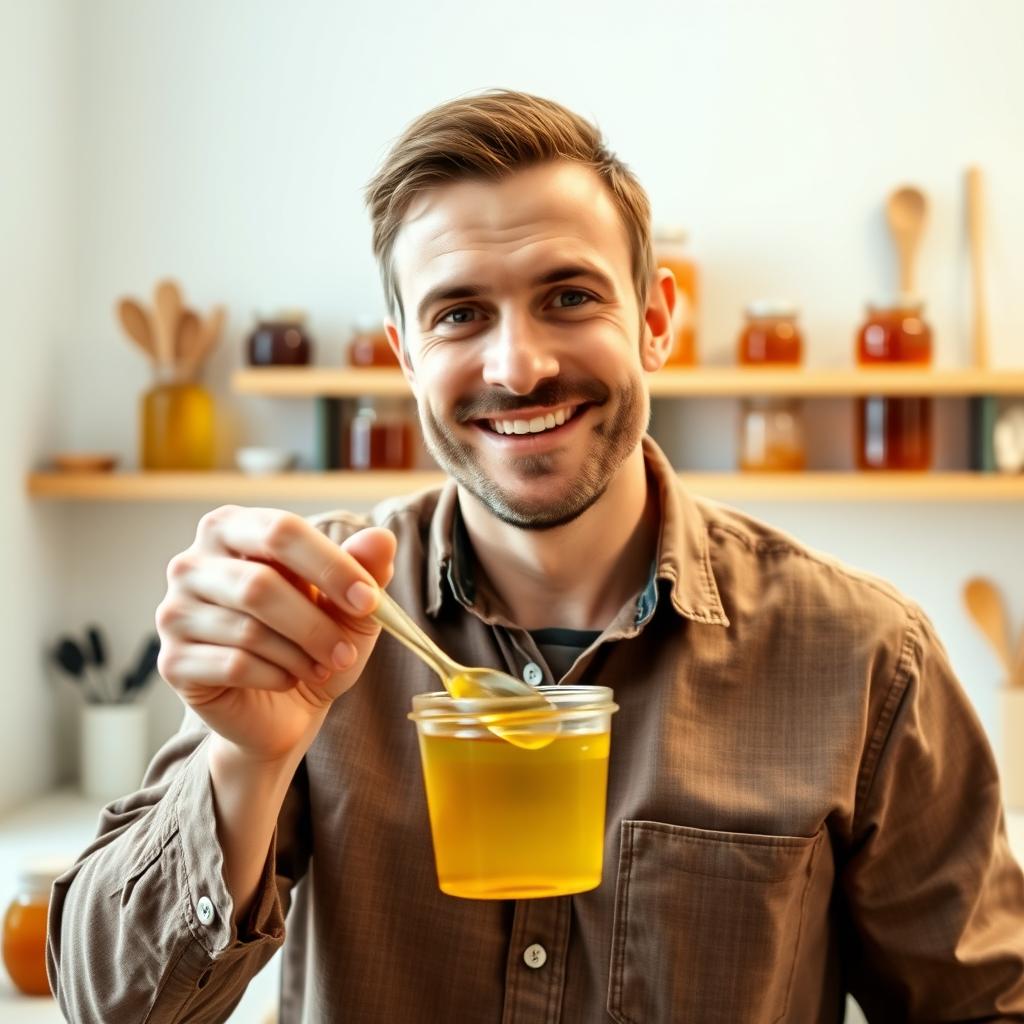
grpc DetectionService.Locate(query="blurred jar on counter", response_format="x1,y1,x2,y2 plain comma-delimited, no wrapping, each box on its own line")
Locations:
348,316,399,368
737,302,807,471
141,368,216,470
3,858,68,996
347,397,414,470
246,309,313,366
653,227,698,366
855,301,933,471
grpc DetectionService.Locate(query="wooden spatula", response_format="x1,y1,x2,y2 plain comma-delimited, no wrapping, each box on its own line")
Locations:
175,310,201,373
963,577,1014,679
886,186,928,297
180,304,226,381
153,278,183,372
115,298,157,364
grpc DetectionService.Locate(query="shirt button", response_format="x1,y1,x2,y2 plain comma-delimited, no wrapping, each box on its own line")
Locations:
196,896,215,926
523,943,547,969
522,662,544,686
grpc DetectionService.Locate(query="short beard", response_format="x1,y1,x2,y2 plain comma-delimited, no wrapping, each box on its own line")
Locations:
420,375,647,531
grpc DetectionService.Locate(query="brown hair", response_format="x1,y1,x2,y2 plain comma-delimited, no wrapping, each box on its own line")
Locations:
364,89,654,328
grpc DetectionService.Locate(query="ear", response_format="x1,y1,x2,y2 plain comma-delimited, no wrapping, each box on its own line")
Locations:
640,267,677,373
385,319,419,397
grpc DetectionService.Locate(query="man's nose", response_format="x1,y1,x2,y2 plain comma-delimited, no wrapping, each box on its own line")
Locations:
481,312,560,394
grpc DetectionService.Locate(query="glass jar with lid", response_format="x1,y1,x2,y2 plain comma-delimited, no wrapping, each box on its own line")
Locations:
855,300,933,471
2,857,70,996
653,227,698,366
348,316,399,368
346,397,414,470
246,309,313,366
738,301,803,365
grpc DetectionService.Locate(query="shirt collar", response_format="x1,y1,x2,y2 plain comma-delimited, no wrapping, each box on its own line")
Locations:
424,434,729,628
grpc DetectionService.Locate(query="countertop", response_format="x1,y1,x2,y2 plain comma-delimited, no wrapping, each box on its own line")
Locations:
2,791,1022,1022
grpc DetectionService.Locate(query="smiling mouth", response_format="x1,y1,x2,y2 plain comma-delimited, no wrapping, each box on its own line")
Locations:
475,402,591,436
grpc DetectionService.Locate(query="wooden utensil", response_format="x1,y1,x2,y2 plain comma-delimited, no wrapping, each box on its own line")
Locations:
963,577,1014,677
175,309,201,372
966,166,990,369
1013,627,1024,689
153,278,183,372
886,186,928,297
115,298,157,364
180,304,226,381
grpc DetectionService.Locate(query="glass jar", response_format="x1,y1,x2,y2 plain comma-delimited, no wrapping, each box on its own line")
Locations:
739,397,807,471
246,309,313,366
855,301,933,471
347,316,399,368
141,369,216,470
346,397,414,470
653,227,698,366
738,302,803,365
2,859,68,996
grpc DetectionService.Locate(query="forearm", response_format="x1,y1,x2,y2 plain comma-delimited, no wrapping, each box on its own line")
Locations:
207,735,305,926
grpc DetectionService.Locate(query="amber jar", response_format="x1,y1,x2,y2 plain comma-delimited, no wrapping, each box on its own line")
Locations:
738,302,803,365
855,302,933,471
348,317,399,368
653,228,698,366
2,860,67,996
141,369,216,470
739,397,807,471
246,310,313,366
347,398,414,470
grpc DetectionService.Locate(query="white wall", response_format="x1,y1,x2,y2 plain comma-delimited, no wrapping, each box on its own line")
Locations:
17,0,1024,781
0,0,77,815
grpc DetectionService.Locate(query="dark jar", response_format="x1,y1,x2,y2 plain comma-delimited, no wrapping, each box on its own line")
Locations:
246,310,313,366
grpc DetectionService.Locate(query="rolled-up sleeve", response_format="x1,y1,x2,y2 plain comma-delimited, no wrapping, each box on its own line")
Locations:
842,606,1024,1021
46,710,310,1023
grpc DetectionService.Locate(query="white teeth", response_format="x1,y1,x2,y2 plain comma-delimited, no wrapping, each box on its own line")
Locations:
488,405,578,435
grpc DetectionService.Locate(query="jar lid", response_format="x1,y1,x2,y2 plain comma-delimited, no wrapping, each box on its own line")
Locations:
866,295,925,314
745,300,799,320
254,308,307,325
15,855,74,893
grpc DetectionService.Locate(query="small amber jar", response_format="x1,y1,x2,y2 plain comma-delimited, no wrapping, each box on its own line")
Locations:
347,398,414,470
246,310,313,366
653,228,698,366
141,369,216,470
738,302,803,365
2,860,67,996
347,317,399,368
855,302,933,471
739,397,807,471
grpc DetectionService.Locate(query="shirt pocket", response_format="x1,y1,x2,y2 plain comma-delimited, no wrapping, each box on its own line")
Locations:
607,819,824,1024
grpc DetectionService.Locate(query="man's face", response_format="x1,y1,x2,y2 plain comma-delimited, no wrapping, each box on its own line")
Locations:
387,161,665,530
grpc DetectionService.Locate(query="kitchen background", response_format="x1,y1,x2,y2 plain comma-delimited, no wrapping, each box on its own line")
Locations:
3,0,1024,1017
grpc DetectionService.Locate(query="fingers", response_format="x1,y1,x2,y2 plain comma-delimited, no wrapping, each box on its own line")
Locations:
195,507,391,618
157,641,299,694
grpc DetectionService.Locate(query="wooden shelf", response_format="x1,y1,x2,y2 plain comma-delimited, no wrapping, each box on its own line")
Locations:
25,470,1024,503
231,366,1024,399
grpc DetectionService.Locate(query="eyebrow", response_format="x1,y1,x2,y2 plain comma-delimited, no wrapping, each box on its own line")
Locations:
415,263,616,325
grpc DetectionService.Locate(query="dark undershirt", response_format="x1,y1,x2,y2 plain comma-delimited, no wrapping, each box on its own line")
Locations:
528,626,602,681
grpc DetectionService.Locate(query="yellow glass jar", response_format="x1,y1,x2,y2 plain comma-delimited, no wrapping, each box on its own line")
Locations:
141,371,216,470
408,686,618,900
2,859,68,997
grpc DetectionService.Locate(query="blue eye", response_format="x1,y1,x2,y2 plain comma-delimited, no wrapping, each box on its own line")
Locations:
552,290,592,308
440,307,477,325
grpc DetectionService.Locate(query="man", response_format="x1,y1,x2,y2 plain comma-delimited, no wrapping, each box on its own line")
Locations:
48,90,1024,1022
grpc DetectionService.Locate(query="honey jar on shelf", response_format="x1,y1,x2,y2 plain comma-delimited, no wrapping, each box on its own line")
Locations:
736,302,807,471
141,368,216,470
348,316,399,368
653,228,698,366
2,858,69,996
346,398,414,470
855,301,933,471
246,310,313,366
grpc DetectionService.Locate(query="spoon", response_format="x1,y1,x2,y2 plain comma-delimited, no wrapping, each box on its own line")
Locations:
175,310,201,377
153,278,183,373
886,185,928,298
963,577,1013,678
370,588,560,749
115,298,157,365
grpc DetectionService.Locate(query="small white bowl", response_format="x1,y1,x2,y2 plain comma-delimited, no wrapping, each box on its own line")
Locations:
235,447,297,475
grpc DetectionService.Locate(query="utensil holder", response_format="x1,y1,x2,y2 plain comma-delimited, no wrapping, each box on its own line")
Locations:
1000,689,1024,810
80,703,148,802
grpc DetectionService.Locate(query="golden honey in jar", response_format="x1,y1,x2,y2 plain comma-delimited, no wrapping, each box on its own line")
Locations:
653,228,698,366
855,301,933,471
347,397,414,470
348,316,400,368
738,301,803,365
2,859,68,997
739,397,807,472
141,369,216,470
408,686,618,899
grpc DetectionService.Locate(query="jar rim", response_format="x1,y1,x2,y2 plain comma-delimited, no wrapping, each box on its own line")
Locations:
408,684,617,725
744,300,799,320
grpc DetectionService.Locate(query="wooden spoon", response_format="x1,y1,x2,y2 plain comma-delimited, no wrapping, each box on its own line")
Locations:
180,304,226,381
115,298,157,364
886,186,928,297
175,310,201,373
963,577,1013,677
153,278,183,372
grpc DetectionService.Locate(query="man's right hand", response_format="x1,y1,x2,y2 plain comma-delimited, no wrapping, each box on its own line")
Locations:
155,505,396,763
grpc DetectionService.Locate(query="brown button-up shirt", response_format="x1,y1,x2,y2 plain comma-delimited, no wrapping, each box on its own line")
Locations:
48,437,1024,1022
